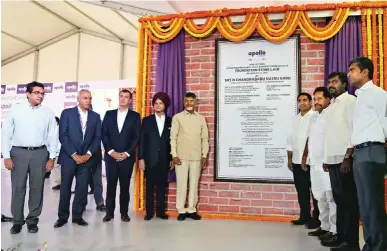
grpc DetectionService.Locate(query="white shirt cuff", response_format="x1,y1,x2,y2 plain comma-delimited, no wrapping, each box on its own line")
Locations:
108,149,115,155
87,151,92,156
125,152,130,157
71,152,77,156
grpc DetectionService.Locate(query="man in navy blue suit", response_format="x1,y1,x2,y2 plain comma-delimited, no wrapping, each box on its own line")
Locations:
54,89,102,228
101,90,140,223
139,92,173,221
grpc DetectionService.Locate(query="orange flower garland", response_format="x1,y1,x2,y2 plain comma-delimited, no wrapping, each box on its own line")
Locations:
263,11,291,29
372,8,377,84
259,11,297,37
378,9,383,89
384,8,387,91
361,9,367,56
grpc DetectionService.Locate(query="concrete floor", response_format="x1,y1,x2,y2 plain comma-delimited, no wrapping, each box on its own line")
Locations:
1,168,362,251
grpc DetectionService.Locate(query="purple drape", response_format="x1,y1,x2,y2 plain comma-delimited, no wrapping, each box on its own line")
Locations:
324,17,362,94
155,31,186,117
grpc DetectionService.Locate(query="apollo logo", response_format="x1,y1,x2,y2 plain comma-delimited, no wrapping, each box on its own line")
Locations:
248,50,266,57
1,85,5,94
16,84,28,94
7,87,16,91
54,85,64,90
80,84,90,89
44,83,53,93
65,82,78,93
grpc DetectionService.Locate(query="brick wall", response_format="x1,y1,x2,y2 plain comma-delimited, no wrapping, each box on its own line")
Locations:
149,25,325,217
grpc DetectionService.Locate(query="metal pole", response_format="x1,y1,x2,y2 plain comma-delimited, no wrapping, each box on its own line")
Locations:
76,32,81,80
33,50,39,81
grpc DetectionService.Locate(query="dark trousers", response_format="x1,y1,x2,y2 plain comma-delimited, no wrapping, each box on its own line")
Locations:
145,162,168,216
88,163,104,206
328,163,359,246
10,147,48,225
353,145,387,251
105,158,134,214
293,164,319,221
58,163,89,220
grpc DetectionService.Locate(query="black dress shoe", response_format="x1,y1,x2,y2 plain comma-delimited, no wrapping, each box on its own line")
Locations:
319,232,334,241
305,218,321,229
54,219,68,228
10,224,22,234
156,214,168,220
103,214,114,222
291,219,308,225
1,214,13,222
330,242,360,251
27,224,38,233
144,215,153,221
72,218,88,226
308,227,329,236
177,213,186,221
187,212,202,220
121,213,130,222
96,205,107,212
321,234,341,247
52,184,61,190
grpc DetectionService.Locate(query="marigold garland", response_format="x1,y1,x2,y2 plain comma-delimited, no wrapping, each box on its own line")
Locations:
361,9,367,57
259,11,296,37
366,9,372,59
384,8,387,91
263,11,291,29
371,8,377,84
378,9,383,89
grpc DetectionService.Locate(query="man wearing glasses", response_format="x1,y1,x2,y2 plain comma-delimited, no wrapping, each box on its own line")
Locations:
2,81,58,234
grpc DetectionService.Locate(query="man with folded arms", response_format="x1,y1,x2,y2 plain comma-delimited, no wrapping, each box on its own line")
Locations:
2,81,57,234
302,87,337,243
171,92,209,221
348,57,387,251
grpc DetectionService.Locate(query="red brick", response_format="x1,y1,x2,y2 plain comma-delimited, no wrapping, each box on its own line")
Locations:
209,197,229,205
199,190,217,197
198,105,214,112
241,192,262,199
186,49,200,56
231,184,252,191
201,48,215,55
241,207,262,214
186,78,200,84
301,37,314,43
262,208,284,215
307,74,324,81
262,193,284,200
273,185,295,193
199,197,209,204
307,43,324,50
201,63,215,70
219,206,240,213
168,196,176,202
307,59,325,66
302,66,320,73
191,70,211,77
230,199,250,206
283,209,300,216
186,71,191,78
219,191,240,198
199,183,209,190
199,78,215,84
191,41,212,49
191,56,211,63
190,83,211,90
251,200,273,207
200,176,213,183
185,43,192,49
209,183,230,190
273,201,295,208
301,51,318,58
284,193,298,200
186,63,200,70
251,184,273,192
185,36,200,42
199,204,219,212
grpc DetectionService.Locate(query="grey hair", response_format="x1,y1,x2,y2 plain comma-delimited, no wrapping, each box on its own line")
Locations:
77,89,91,98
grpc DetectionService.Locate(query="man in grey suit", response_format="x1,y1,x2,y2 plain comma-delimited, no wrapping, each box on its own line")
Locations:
2,81,57,234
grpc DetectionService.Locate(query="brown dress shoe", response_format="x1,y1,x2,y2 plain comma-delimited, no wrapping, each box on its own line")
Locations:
121,213,130,222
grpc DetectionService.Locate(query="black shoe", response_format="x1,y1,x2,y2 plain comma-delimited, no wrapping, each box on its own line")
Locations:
305,218,321,229
144,215,153,221
27,224,38,233
177,213,186,221
308,227,329,237
321,234,341,247
330,242,360,251
291,219,308,225
10,224,22,234
52,184,61,190
319,232,334,241
54,219,68,228
103,214,114,222
121,213,130,222
156,214,168,220
88,189,94,194
72,218,88,226
187,212,202,220
96,205,107,212
1,215,13,222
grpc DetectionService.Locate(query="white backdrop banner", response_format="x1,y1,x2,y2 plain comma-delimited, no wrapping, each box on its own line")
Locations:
215,36,300,183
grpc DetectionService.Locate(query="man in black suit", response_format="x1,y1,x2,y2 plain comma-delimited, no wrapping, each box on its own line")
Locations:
54,89,102,228
101,90,140,222
139,92,173,221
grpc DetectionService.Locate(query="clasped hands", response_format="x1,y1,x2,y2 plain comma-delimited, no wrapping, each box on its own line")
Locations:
110,152,128,162
72,154,91,165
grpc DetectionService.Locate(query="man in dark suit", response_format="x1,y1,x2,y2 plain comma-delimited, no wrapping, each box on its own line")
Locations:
54,89,102,228
139,92,173,221
101,90,140,223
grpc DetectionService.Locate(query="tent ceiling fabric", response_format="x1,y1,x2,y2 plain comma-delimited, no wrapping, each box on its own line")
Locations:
2,0,362,62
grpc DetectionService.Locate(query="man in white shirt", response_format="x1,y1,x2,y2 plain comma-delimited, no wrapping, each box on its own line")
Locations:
139,92,173,221
322,72,359,251
302,87,337,242
2,81,57,234
286,93,320,229
348,57,387,251
101,90,140,223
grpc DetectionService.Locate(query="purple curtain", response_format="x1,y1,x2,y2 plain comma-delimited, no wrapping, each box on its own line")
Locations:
324,17,362,94
155,31,186,117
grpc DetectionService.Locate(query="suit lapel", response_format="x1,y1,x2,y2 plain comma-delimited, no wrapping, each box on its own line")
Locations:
84,110,92,139
74,107,83,138
120,110,130,134
112,109,120,134
160,116,169,138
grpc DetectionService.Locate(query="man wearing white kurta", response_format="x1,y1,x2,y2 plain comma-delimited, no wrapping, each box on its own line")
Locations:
302,87,337,240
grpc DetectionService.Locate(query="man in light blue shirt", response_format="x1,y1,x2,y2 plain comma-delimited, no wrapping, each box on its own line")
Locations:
2,81,57,235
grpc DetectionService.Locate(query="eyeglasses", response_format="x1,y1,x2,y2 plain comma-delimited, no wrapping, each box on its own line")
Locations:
30,91,45,96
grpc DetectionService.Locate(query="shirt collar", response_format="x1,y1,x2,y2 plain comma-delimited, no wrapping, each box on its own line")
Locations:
78,106,88,114
331,91,348,103
118,108,129,114
27,101,41,109
355,80,374,96
155,114,165,119
298,108,314,117
183,110,197,116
